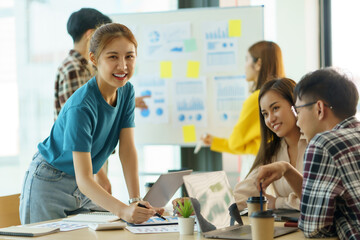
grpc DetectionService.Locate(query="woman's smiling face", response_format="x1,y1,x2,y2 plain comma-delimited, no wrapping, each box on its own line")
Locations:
260,90,298,138
93,37,136,90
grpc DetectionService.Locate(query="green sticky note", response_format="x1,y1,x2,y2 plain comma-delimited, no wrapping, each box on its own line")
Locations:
186,61,200,78
229,19,241,37
160,61,172,78
182,125,196,143
184,38,197,52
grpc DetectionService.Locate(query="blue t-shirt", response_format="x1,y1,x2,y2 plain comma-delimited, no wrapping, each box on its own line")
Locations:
38,77,135,176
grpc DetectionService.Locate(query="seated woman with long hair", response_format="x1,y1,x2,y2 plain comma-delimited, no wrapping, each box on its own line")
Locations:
234,78,307,210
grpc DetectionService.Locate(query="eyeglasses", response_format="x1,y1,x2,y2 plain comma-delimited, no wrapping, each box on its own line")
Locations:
291,101,333,118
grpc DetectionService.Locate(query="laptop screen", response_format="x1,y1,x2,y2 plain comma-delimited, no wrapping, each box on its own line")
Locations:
144,170,193,207
183,171,236,233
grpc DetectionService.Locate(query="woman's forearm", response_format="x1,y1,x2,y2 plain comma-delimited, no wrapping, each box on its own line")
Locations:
119,146,140,199
73,151,127,217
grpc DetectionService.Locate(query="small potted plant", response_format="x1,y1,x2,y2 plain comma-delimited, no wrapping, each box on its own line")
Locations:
176,198,195,235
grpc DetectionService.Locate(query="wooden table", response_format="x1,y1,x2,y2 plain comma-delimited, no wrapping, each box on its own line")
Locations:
0,217,338,240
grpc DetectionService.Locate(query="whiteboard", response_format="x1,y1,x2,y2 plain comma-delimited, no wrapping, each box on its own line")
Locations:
111,6,264,145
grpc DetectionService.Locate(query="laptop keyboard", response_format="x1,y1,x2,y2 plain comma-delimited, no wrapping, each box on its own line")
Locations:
214,226,251,237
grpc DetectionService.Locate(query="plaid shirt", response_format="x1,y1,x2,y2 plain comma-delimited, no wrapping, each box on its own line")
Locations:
54,50,93,120
299,116,360,239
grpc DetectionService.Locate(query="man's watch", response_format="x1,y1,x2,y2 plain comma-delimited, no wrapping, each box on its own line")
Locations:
129,197,142,204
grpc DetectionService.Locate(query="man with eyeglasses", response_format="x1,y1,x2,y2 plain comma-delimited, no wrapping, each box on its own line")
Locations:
256,67,360,239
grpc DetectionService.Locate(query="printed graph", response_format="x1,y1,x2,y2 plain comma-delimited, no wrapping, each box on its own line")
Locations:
205,26,229,40
217,82,246,98
176,81,203,95
177,98,205,111
207,52,235,66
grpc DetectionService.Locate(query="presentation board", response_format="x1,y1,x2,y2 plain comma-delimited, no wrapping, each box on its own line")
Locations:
111,6,264,145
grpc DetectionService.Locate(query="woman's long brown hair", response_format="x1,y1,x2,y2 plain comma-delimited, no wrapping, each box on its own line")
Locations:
247,78,297,177
248,41,285,92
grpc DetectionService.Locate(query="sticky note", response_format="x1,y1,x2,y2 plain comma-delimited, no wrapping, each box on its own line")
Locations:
229,20,241,37
184,38,197,52
186,61,200,78
160,61,172,78
182,125,196,143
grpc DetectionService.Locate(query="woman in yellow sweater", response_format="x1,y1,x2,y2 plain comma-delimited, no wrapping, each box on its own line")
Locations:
202,41,285,155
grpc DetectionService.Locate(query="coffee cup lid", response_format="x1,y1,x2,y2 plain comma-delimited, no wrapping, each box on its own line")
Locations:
246,196,267,203
145,182,154,187
250,210,275,218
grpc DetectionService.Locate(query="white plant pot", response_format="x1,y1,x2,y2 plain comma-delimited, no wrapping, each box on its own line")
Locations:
178,217,195,235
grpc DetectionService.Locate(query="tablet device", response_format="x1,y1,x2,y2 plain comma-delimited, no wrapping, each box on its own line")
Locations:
143,170,192,207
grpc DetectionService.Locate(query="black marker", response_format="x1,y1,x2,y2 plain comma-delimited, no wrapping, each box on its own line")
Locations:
137,203,167,221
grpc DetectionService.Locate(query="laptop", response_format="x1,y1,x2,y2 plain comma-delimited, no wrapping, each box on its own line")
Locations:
183,171,298,240
143,169,192,207
241,208,300,222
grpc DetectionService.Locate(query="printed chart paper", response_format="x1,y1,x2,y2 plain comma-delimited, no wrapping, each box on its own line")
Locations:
213,75,249,126
134,76,169,124
32,221,88,232
202,21,239,72
173,77,207,127
126,223,198,234
142,22,191,60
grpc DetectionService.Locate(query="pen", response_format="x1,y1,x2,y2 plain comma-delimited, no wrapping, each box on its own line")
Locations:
260,182,263,212
194,133,207,154
194,140,202,154
137,203,167,221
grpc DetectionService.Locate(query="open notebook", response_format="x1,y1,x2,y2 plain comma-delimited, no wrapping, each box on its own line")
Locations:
0,226,60,237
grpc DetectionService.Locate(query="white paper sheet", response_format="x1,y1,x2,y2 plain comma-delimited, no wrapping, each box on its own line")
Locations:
202,21,239,72
32,221,88,232
172,77,207,127
134,75,169,124
142,22,191,60
213,75,249,127
126,223,198,234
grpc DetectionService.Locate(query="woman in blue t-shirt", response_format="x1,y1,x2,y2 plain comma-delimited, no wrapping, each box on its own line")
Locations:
20,23,163,224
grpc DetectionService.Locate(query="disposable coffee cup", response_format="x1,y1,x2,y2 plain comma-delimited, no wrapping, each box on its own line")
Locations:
246,196,267,217
144,182,154,194
250,210,275,240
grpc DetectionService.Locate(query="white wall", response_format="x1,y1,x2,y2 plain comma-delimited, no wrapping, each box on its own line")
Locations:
275,0,320,82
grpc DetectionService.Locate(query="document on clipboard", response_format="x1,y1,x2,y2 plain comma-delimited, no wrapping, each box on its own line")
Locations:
127,216,178,226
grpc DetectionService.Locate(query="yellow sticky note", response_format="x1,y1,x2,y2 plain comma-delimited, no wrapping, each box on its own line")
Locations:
186,61,200,78
229,20,241,37
182,125,196,143
160,61,172,78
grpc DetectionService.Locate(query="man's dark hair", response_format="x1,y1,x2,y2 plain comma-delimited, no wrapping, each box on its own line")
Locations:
294,67,359,120
67,8,112,43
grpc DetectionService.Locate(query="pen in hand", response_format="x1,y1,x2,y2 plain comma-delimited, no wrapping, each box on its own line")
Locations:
137,203,167,221
194,133,207,154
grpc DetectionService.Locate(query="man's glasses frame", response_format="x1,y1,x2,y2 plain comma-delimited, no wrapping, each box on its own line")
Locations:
291,101,333,118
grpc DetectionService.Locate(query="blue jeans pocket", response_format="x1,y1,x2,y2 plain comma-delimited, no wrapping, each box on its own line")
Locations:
35,161,64,182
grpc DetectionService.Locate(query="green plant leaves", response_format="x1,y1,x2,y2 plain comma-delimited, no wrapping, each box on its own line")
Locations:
176,199,194,218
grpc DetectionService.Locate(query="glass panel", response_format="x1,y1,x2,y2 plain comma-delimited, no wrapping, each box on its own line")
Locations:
331,0,360,75
331,0,360,114
0,0,14,8
0,17,18,157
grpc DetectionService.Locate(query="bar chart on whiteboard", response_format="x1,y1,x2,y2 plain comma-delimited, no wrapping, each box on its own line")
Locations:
213,75,249,127
173,77,207,127
203,21,239,72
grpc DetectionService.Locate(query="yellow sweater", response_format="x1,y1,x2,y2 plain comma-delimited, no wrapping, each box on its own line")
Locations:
211,90,261,155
